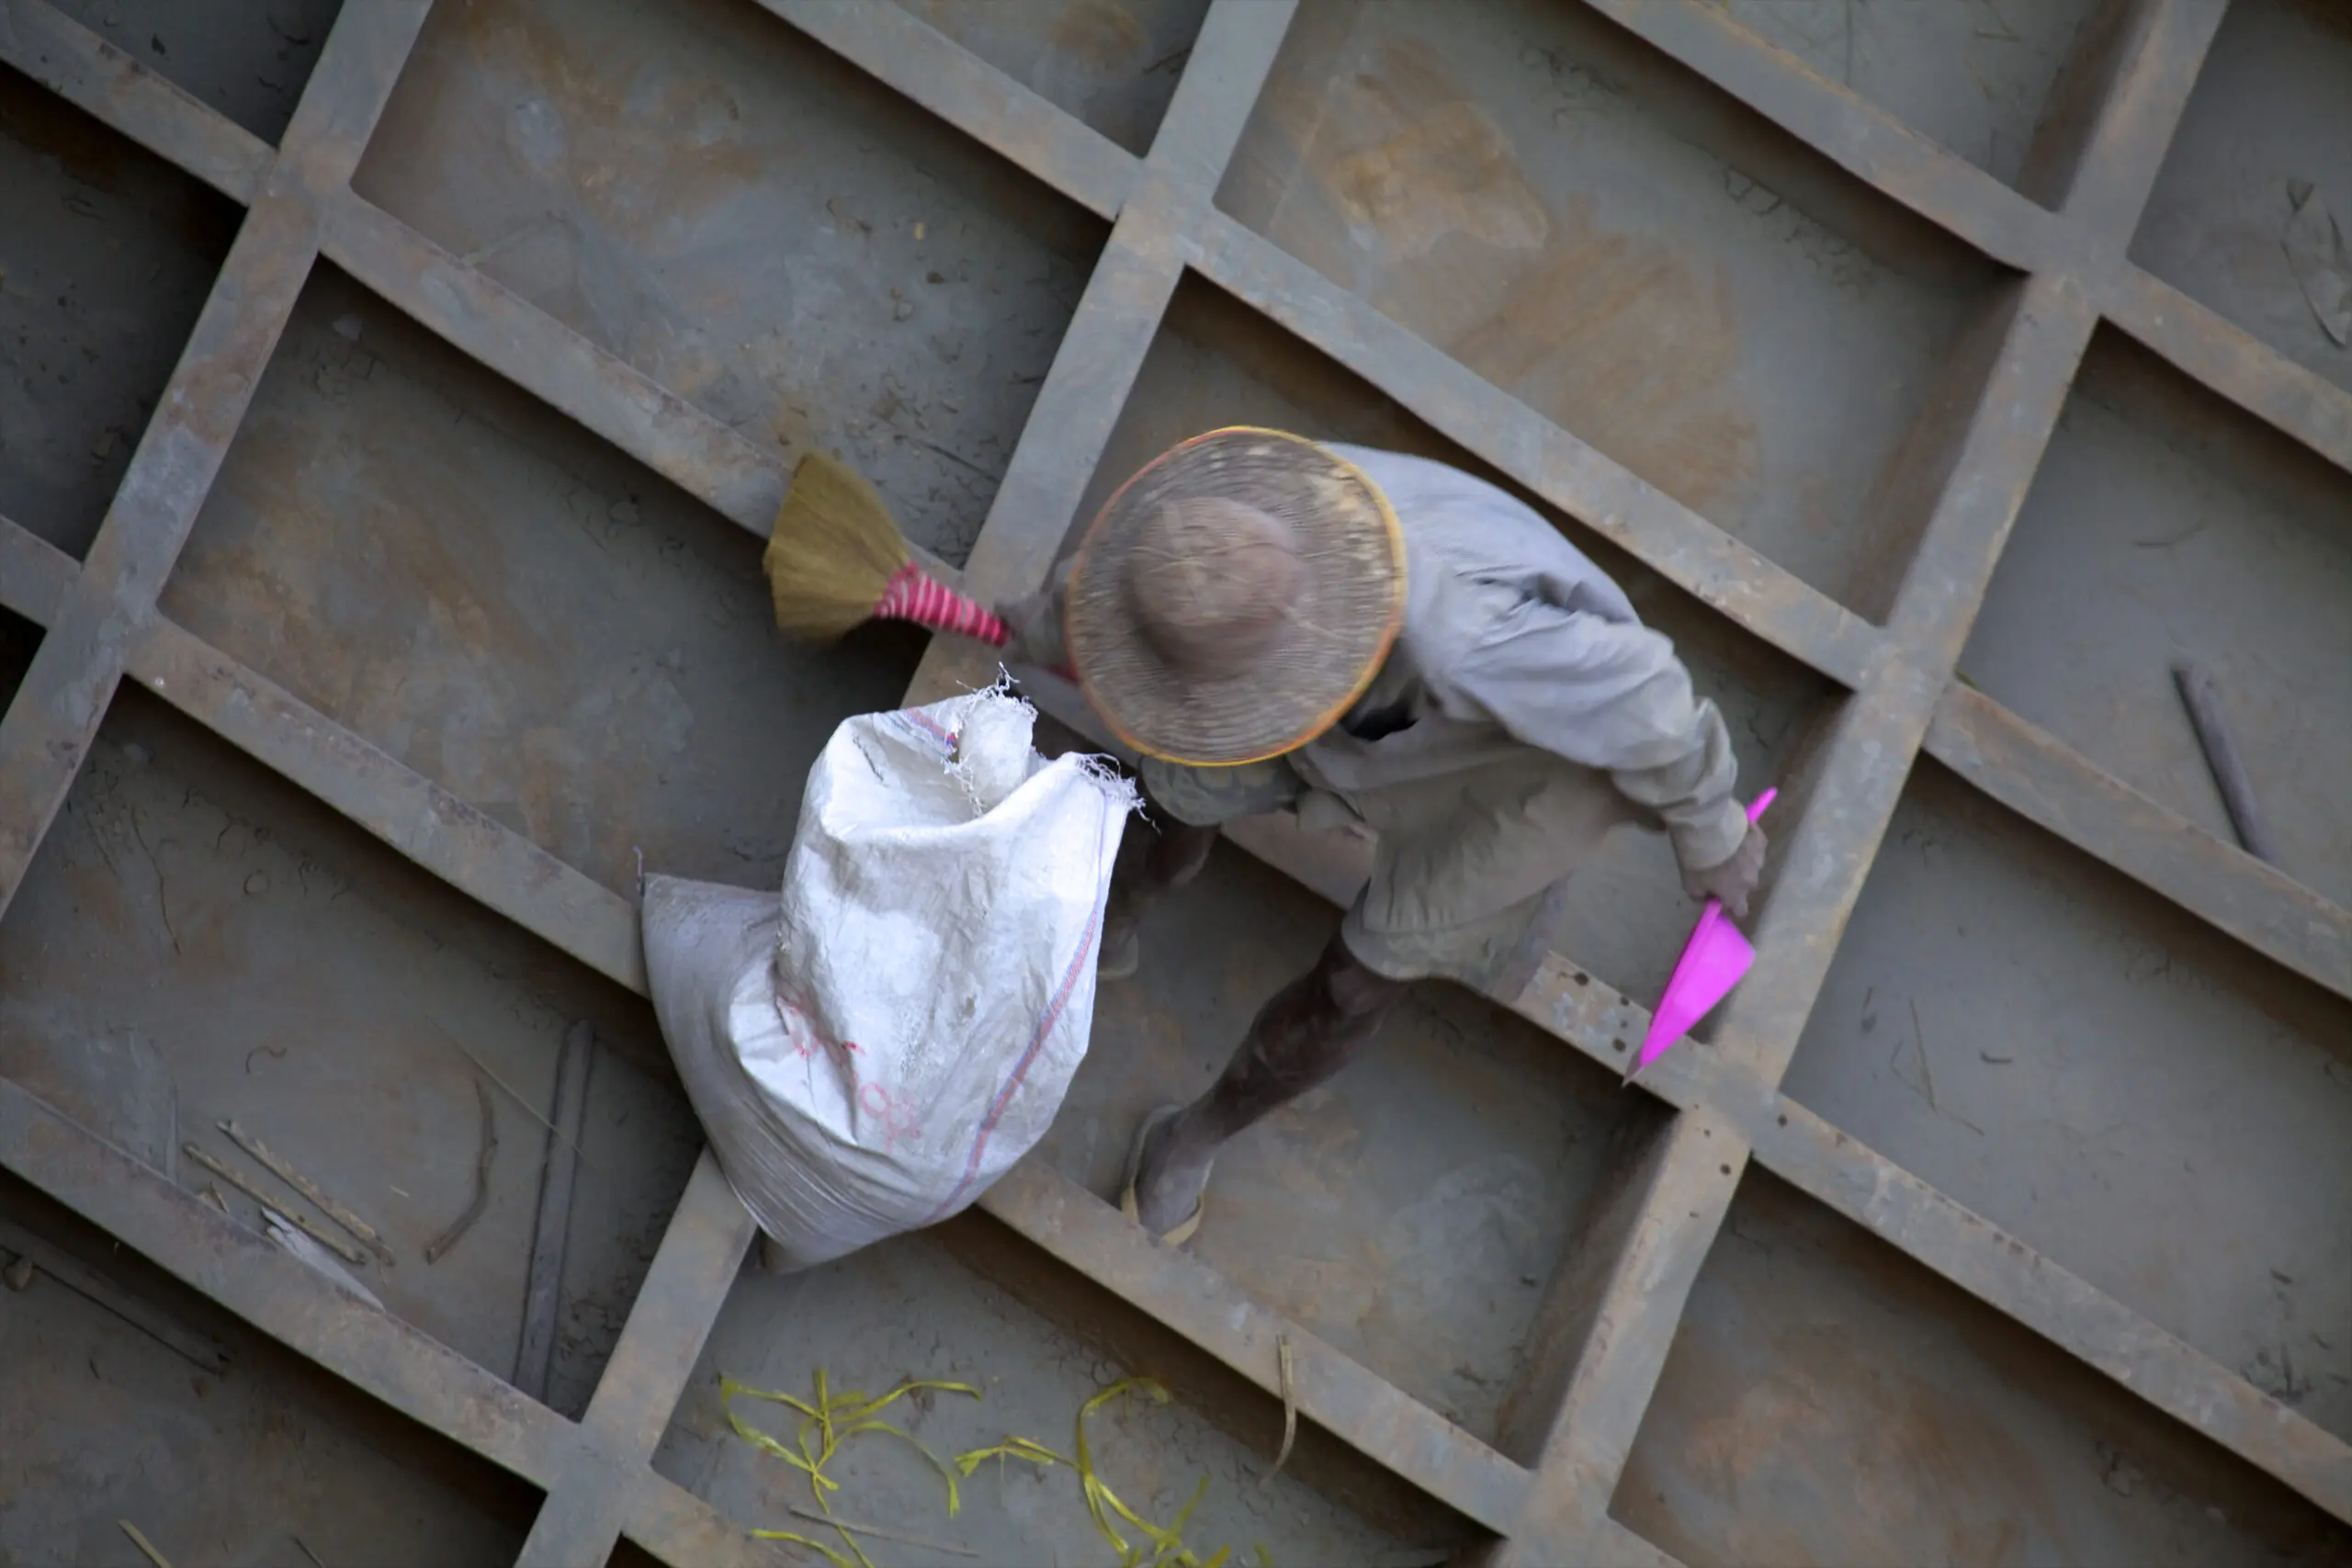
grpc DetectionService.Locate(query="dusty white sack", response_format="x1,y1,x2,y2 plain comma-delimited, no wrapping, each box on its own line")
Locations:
643,685,1134,1271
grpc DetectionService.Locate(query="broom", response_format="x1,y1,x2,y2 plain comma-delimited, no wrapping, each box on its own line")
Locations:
763,451,1011,646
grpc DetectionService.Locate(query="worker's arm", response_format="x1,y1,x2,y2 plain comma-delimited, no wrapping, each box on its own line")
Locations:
995,569,1074,677
1443,589,1765,912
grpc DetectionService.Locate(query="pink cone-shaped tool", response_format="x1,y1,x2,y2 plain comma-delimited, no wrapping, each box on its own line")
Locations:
1629,788,1776,1080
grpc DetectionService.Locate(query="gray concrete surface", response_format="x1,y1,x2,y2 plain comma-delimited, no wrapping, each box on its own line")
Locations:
2135,0,2352,396
0,693,705,1420
50,0,345,146
352,0,1106,570
1721,0,2100,187
1786,761,2352,1442
0,68,237,560
1621,1171,2352,1568
3,0,2349,1562
1,1174,537,1567
896,0,1212,156
1965,333,2352,911
1218,0,2005,615
658,1224,1429,1567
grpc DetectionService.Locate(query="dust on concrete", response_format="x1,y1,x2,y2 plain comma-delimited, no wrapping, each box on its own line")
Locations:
0,696,704,1421
160,268,920,900
350,0,1105,569
1215,0,2001,613
50,0,345,146
901,0,1214,156
0,72,239,559
1,1179,537,1565
1784,765,2352,1444
1622,1173,2352,1568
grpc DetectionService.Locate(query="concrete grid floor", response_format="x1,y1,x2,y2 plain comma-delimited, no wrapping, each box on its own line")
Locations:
1,0,2348,1564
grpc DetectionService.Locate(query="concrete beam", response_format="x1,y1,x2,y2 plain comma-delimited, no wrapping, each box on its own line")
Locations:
1192,209,1883,690
979,1159,1534,1534
519,1154,757,1567
2105,266,2352,479
1925,683,2352,1002
0,520,1532,1536
1751,1097,2352,1521
2022,0,2228,243
0,0,273,204
1475,1110,1743,1567
759,0,1136,221
1142,0,1297,189
0,0,429,919
1577,0,2064,275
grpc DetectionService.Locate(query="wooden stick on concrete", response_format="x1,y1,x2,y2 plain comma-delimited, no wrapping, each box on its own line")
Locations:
218,1120,393,1264
0,1217,231,1373
2173,661,2278,864
514,1021,594,1401
183,1144,371,1268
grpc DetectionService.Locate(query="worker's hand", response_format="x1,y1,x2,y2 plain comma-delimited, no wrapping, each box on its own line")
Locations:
1681,820,1767,919
995,581,1069,671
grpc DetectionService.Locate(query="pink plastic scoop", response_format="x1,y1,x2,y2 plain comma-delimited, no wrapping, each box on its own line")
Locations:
1629,787,1776,1081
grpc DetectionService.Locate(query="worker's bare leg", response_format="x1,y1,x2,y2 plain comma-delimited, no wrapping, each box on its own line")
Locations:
1100,808,1218,973
1131,933,1407,1234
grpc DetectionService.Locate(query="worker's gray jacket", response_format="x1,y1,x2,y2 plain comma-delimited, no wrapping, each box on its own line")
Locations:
1303,444,1746,875
1026,444,1747,876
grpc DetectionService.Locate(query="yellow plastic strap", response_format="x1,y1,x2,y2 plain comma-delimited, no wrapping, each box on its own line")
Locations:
749,1529,856,1568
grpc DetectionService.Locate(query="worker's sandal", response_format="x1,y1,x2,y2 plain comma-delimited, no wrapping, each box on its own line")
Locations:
1120,1103,1205,1247
1099,920,1141,980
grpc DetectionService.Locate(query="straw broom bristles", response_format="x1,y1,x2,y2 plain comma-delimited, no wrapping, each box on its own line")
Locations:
764,451,911,640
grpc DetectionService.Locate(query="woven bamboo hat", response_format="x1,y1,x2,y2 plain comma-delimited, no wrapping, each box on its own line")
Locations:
1067,428,1407,766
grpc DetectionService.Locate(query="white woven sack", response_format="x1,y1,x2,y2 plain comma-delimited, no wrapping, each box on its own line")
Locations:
643,685,1134,1270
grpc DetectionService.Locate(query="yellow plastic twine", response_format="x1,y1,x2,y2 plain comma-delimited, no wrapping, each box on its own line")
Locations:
722,1368,1272,1567
955,1377,1271,1568
721,1370,978,1568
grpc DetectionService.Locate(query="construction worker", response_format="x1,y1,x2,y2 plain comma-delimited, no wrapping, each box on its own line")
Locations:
999,429,1764,1246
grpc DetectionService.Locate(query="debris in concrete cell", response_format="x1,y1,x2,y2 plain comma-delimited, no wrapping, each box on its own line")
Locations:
724,1369,979,1562
2100,1449,2143,1497
3,1253,33,1291
1979,1051,2014,1064
2172,662,2278,863
263,1209,382,1308
1261,1335,1298,1486
185,1144,370,1268
432,1022,599,1172
266,0,312,43
293,1536,327,1568
332,314,362,342
914,221,926,240
514,1022,594,1401
786,1506,978,1558
118,1519,172,1568
244,873,269,896
826,197,872,238
425,1079,498,1265
219,1119,393,1264
2283,181,2352,347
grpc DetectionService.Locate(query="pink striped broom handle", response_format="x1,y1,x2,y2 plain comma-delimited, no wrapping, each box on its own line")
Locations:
872,562,1011,646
